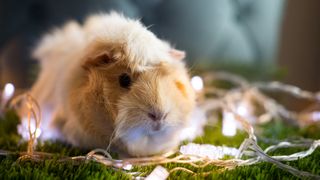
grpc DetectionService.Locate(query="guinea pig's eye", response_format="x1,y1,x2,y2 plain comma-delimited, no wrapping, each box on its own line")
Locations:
119,73,132,89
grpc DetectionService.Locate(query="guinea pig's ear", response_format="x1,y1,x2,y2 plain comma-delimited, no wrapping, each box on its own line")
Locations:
82,52,113,70
169,49,186,60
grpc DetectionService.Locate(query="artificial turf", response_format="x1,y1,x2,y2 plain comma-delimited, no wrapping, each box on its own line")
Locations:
0,110,319,179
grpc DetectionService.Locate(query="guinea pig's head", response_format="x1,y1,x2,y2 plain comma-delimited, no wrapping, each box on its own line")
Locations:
82,41,196,156
116,63,196,156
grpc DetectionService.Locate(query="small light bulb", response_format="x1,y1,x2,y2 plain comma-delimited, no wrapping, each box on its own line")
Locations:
236,104,248,116
146,166,169,180
191,76,204,91
312,112,320,122
222,111,237,136
180,143,240,160
123,164,133,171
17,117,42,140
2,83,15,101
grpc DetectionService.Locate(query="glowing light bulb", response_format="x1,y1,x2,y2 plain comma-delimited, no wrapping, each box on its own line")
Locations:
145,166,169,180
17,117,42,140
222,111,237,136
235,102,255,124
1,83,15,106
180,143,239,160
312,112,320,122
236,104,248,116
2,83,15,100
191,76,204,91
122,164,133,171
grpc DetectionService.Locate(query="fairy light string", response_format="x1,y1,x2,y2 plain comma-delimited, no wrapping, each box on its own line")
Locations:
0,71,320,179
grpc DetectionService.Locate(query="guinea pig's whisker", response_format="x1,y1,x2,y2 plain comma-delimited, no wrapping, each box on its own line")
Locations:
106,129,117,152
122,106,141,111
103,101,119,106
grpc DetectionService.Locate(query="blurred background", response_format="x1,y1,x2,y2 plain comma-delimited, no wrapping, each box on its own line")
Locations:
0,0,319,91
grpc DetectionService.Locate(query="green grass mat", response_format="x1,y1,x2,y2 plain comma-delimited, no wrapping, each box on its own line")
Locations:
0,110,319,179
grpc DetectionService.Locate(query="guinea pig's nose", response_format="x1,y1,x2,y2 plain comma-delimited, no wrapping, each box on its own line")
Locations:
148,112,160,121
148,111,167,121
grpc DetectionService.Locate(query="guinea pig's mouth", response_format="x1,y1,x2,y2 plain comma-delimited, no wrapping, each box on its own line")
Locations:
126,121,170,137
114,120,182,156
146,122,167,135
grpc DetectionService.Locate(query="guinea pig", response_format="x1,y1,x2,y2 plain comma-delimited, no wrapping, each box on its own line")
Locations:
26,12,197,156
